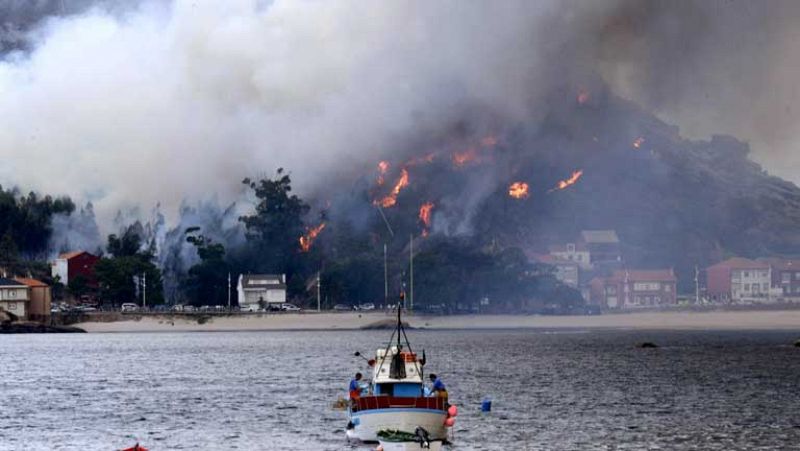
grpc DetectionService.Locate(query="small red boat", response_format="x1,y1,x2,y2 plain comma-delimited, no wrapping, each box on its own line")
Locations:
119,444,148,451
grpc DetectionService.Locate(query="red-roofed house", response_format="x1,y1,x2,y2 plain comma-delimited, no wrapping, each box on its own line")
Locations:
589,269,677,309
757,257,800,300
14,278,51,321
706,258,771,303
51,251,100,288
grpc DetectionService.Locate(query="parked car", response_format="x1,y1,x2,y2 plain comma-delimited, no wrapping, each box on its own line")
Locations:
183,305,196,313
358,303,375,311
240,304,259,312
121,303,139,313
333,304,352,311
280,303,301,312
75,305,98,312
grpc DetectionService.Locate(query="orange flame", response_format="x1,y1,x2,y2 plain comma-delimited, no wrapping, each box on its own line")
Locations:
452,148,478,166
419,202,434,228
508,182,530,199
405,153,436,167
577,88,590,105
299,222,326,252
633,137,645,149
554,170,583,191
480,135,498,147
376,160,390,185
375,168,409,208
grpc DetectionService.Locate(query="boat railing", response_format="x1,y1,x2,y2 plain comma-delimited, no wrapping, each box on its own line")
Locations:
351,395,446,413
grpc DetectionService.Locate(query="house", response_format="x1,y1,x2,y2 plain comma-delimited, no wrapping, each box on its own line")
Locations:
580,230,622,264
15,278,52,321
589,269,677,309
757,257,800,300
0,277,30,319
532,254,580,288
706,258,771,303
237,274,287,309
547,242,591,269
51,251,100,288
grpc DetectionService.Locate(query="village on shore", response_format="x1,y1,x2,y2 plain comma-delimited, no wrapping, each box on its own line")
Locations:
2,228,800,330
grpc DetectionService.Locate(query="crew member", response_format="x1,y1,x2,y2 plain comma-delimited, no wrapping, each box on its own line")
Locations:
429,373,447,400
349,372,363,400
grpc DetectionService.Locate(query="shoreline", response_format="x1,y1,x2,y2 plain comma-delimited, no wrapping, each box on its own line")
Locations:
73,309,800,333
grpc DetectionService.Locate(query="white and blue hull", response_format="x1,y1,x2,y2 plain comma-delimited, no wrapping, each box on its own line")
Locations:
347,408,447,443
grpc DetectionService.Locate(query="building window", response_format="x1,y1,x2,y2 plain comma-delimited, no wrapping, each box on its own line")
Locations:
9,290,15,299
606,286,617,295
7,302,15,310
744,284,750,291
567,243,575,253
783,273,791,283
664,284,672,292
795,272,800,280
762,283,769,291
634,282,660,291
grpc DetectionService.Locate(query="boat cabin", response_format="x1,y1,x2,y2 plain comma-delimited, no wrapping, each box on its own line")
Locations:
371,346,424,397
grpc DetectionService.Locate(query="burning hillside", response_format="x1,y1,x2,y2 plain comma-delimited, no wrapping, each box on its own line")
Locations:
318,83,800,292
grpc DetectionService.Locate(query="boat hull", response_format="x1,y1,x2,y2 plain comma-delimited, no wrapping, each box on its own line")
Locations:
378,440,443,451
348,408,448,443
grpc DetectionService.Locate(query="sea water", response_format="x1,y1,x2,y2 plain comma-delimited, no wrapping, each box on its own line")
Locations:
1,329,799,450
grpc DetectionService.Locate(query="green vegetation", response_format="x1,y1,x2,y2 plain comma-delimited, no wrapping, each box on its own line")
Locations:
94,225,164,306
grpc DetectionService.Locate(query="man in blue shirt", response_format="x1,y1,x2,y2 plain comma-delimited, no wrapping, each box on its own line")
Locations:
349,372,362,400
429,373,447,400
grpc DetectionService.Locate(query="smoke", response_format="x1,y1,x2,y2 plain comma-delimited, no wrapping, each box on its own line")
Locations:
582,0,800,182
1,0,798,237
0,0,560,231
47,202,102,256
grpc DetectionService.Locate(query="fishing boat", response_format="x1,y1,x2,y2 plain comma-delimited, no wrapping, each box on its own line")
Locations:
345,302,453,443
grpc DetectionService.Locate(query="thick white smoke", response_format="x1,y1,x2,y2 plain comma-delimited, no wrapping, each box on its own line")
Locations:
0,0,558,230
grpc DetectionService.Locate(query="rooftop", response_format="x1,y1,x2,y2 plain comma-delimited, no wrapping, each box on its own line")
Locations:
14,278,49,288
708,257,770,270
756,257,800,271
581,230,620,244
609,269,676,282
57,251,90,260
0,277,28,287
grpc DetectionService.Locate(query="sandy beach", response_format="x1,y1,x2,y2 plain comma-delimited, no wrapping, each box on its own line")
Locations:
74,309,800,333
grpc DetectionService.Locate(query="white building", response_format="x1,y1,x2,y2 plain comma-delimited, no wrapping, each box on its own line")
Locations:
548,242,592,269
237,274,287,309
0,278,30,319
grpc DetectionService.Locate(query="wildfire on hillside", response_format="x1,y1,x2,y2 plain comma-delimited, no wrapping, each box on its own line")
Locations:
375,168,410,208
299,222,326,252
633,137,645,149
452,148,478,166
577,88,590,105
405,153,436,167
419,201,434,237
376,160,389,185
508,181,530,199
480,135,498,147
552,170,584,191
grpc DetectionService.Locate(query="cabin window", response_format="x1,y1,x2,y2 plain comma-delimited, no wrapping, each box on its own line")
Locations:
7,302,16,310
